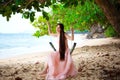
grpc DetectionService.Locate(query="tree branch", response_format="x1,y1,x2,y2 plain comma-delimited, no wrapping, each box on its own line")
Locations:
16,0,34,12
3,0,13,7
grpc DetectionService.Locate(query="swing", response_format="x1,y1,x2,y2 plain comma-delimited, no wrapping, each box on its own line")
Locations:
49,42,76,55
49,25,76,54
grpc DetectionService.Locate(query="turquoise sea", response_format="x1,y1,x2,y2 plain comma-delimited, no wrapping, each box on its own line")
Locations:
0,33,55,59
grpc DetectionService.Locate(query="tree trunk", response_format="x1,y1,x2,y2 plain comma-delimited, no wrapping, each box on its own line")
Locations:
47,21,52,34
95,0,120,35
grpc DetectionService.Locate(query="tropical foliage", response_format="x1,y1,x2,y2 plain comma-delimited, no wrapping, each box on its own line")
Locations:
32,0,117,37
0,0,119,37
0,0,53,22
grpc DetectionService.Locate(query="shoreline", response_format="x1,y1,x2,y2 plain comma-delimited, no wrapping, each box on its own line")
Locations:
0,37,120,64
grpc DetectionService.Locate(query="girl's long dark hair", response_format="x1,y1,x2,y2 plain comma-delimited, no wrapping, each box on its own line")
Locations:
58,23,66,61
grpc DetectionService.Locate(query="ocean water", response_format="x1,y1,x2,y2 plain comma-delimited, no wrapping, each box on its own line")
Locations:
0,33,54,59
0,33,87,59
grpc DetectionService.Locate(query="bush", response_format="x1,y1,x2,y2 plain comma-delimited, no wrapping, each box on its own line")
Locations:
105,26,118,37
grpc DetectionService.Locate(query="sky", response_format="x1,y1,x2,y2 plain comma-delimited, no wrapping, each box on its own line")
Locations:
0,14,38,34
0,7,51,34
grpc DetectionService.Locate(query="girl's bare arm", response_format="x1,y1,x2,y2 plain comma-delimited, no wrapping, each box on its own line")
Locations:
65,27,74,41
48,25,58,37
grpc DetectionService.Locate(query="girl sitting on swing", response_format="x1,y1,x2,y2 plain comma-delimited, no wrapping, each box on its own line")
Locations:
39,23,78,80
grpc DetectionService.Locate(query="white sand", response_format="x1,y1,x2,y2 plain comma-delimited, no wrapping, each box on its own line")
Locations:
0,37,120,80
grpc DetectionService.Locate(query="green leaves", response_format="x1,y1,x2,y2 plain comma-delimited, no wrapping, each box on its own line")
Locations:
45,0,52,7
33,30,41,38
15,0,24,6
105,26,118,37
52,4,60,10
0,0,52,22
32,16,49,36
49,0,106,31
3,6,12,21
11,4,18,14
64,0,78,7
22,12,29,19
0,0,118,37
33,1,103,37
42,10,49,20
51,0,56,4
22,11,35,22
30,12,35,22
32,1,41,11
15,0,20,5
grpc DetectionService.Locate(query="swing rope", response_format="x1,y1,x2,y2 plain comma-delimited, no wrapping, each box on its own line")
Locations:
49,42,76,55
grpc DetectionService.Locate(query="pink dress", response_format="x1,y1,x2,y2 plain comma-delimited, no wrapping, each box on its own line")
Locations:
46,37,78,80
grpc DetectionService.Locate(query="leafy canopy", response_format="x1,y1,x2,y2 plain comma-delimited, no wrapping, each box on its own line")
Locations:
32,0,108,37
0,0,118,37
0,0,53,22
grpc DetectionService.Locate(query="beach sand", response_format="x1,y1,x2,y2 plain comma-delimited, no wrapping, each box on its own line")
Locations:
0,38,120,80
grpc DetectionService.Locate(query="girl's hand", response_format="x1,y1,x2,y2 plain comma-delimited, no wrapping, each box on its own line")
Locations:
70,27,74,32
